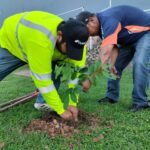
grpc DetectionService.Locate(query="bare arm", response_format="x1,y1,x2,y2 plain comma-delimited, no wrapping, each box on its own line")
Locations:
99,44,119,75
110,45,119,75
110,45,119,66
99,44,114,64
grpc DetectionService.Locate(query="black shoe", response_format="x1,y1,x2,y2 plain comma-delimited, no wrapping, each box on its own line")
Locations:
129,101,150,112
97,97,117,104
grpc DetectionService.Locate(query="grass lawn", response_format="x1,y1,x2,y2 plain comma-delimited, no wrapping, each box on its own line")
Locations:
0,68,150,150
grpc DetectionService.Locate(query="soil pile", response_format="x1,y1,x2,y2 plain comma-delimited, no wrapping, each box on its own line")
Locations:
24,110,99,138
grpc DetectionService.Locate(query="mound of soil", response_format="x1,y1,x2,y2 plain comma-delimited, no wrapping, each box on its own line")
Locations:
23,110,99,138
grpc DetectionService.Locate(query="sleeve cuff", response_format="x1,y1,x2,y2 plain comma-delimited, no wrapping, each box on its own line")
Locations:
56,107,66,115
69,100,77,107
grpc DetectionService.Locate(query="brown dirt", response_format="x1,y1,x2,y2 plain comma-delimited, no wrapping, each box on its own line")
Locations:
23,110,99,138
0,142,5,149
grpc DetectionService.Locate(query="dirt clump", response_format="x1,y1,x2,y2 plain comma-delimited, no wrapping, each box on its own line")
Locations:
24,110,99,138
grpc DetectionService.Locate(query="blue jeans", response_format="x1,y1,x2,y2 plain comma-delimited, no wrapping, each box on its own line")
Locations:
107,31,150,106
0,48,26,81
0,48,60,103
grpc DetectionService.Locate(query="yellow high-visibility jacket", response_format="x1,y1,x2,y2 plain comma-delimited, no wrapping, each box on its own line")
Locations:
0,11,86,114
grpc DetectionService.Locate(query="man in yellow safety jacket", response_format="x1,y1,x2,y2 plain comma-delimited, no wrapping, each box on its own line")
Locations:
0,11,90,120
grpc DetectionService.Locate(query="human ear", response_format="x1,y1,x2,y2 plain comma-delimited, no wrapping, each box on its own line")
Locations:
57,31,63,42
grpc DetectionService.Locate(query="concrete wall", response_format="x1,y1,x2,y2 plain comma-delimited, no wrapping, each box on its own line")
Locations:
0,0,149,26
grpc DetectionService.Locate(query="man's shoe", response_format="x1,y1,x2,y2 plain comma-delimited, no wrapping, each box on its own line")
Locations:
34,103,52,112
97,97,117,104
129,101,150,112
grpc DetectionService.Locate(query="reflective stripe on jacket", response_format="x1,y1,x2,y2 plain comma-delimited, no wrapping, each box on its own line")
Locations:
0,11,86,114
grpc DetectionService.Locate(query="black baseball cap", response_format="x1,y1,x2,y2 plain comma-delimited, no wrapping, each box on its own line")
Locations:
62,19,89,60
76,11,95,25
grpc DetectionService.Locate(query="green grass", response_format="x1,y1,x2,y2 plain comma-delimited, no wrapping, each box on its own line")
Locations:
0,68,150,150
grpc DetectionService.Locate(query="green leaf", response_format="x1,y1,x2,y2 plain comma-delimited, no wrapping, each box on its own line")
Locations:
71,72,77,80
103,64,110,71
63,89,70,107
70,88,77,103
78,74,89,83
88,63,95,74
78,73,89,79
92,78,97,86
95,74,101,82
58,61,66,66
94,60,101,72
79,67,88,73
60,65,72,82
55,65,63,79
102,64,117,80
102,70,116,80
74,85,82,93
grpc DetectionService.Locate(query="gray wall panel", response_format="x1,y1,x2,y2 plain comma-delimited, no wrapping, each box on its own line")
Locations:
83,0,109,12
0,0,84,26
111,0,150,10
0,0,149,26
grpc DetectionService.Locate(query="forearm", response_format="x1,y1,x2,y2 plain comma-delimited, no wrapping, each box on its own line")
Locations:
42,90,65,114
110,45,119,66
99,44,114,64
